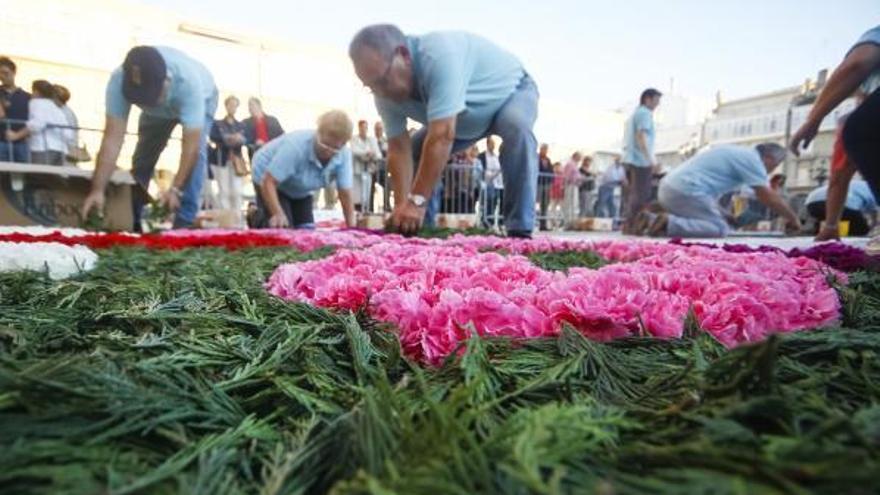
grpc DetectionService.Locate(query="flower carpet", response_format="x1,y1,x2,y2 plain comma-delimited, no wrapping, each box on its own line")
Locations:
0,227,878,494
267,239,840,364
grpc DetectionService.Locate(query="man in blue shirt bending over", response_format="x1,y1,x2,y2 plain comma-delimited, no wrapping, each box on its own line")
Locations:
631,143,801,238
83,46,218,231
348,24,539,238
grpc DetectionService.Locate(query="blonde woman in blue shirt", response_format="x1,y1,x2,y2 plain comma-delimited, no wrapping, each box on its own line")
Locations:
251,110,356,229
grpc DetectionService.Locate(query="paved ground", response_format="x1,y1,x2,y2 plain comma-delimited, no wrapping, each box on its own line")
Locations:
315,209,870,251
544,230,870,250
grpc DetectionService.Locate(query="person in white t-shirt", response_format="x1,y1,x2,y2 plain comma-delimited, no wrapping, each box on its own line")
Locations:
480,136,503,228
4,80,71,165
53,84,81,166
350,119,381,212
595,157,627,218
372,121,390,211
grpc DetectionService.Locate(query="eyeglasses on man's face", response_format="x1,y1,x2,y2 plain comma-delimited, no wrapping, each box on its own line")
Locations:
363,50,401,95
316,135,345,155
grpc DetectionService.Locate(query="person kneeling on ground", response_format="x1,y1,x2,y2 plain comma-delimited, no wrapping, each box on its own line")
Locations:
805,179,876,236
251,110,356,229
631,143,801,238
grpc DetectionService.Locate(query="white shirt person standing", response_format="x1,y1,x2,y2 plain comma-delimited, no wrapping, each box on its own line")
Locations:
349,119,381,211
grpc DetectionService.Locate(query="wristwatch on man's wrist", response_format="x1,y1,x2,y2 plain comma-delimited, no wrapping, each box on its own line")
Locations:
407,193,427,208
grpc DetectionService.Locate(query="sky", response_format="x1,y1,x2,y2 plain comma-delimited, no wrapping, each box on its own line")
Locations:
140,0,877,113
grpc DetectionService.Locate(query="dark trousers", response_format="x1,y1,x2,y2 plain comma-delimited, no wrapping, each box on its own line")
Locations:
254,187,315,229
844,88,880,200
623,164,653,219
130,113,211,231
31,150,64,166
538,183,551,230
806,201,870,236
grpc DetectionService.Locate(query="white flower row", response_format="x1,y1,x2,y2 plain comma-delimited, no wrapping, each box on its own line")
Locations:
0,226,91,237
0,226,141,238
0,241,98,280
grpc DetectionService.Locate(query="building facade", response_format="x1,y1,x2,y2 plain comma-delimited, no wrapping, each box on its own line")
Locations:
648,75,858,196
700,82,856,192
0,0,374,190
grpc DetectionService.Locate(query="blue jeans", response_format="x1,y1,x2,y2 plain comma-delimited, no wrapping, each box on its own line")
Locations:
0,140,29,163
412,75,539,232
658,183,729,238
594,183,617,218
131,113,213,229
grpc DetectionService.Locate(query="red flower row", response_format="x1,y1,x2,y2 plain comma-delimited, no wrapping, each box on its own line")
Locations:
0,232,292,251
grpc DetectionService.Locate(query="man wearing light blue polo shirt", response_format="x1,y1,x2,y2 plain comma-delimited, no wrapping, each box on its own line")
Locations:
621,88,661,233
82,46,217,230
251,110,356,229
349,24,538,237
632,143,801,238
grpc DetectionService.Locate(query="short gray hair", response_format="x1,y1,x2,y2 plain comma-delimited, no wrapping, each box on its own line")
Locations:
755,142,787,164
349,24,406,61
317,110,354,142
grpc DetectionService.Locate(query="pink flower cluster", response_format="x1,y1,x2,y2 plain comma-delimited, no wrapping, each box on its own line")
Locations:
161,228,686,262
160,228,384,252
267,240,843,364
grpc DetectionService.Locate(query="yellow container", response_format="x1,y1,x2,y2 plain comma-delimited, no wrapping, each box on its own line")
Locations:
822,220,851,237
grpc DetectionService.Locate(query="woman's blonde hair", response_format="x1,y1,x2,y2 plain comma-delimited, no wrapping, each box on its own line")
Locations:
317,110,353,142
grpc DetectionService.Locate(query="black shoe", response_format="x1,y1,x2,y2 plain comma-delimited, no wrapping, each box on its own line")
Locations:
507,230,533,239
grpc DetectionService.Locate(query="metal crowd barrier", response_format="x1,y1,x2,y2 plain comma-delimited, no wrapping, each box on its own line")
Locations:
356,165,624,232
0,118,82,165
0,117,183,169
535,171,620,231
0,116,632,233
357,162,485,229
